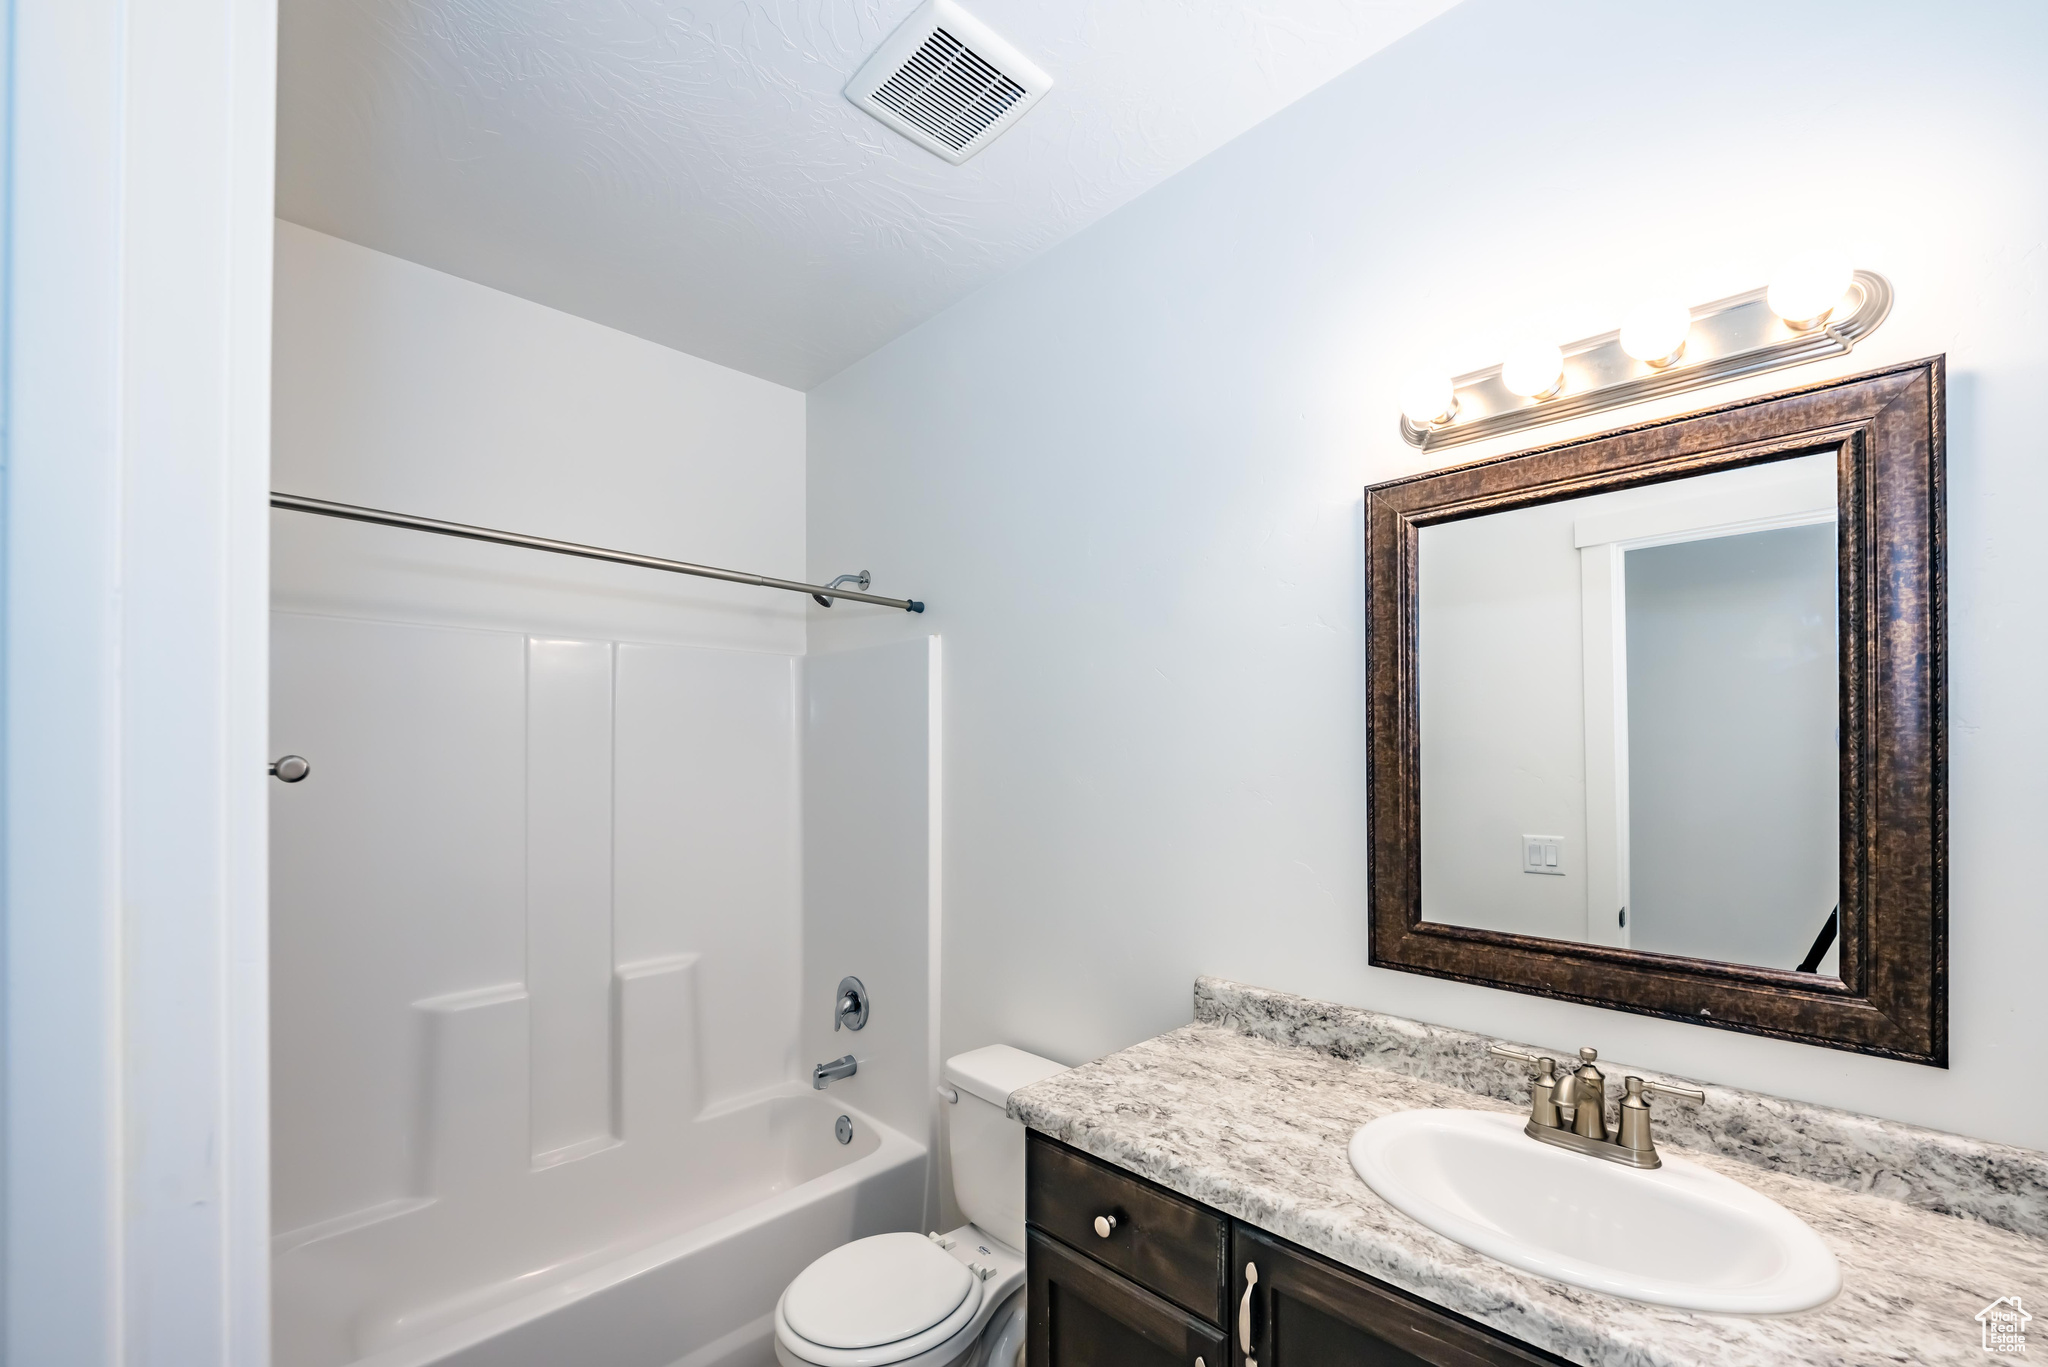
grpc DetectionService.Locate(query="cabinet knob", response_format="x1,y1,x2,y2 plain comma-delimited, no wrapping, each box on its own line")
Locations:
1093,1214,1117,1238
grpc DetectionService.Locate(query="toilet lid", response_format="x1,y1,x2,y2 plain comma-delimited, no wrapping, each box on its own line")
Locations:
783,1233,977,1351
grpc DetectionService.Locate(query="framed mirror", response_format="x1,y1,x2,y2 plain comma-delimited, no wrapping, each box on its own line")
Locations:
1365,359,1946,1063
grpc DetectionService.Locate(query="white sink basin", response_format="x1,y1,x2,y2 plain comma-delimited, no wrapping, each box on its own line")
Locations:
1349,1110,1839,1314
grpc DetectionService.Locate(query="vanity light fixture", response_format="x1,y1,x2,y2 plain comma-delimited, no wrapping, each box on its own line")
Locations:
1500,341,1566,400
1397,263,1893,451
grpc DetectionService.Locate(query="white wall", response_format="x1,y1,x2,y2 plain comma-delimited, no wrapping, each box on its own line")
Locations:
5,0,275,1360
808,0,2048,1151
801,639,943,1227
272,220,806,653
1418,496,1592,941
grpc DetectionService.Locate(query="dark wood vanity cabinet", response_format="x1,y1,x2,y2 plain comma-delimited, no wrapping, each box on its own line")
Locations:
1026,1133,1566,1367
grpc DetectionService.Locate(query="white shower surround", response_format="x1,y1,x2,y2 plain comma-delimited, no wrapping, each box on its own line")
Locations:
270,230,943,1367
268,617,940,1367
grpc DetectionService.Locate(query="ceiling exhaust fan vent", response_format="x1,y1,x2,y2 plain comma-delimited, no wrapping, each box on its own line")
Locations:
846,0,1053,165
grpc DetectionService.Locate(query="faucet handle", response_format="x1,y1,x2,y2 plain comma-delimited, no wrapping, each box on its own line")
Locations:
1641,1078,1705,1104
1489,1045,1566,1130
1616,1075,1703,1158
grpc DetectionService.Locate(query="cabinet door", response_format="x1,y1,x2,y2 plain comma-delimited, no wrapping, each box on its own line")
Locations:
1030,1229,1228,1367
1231,1225,1566,1367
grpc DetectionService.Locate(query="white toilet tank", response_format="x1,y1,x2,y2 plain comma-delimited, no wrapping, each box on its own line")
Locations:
942,1045,1067,1252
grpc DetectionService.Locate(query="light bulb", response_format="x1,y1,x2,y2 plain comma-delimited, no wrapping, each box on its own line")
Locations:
1400,372,1457,427
1619,298,1692,369
1768,250,1854,331
1500,341,1565,400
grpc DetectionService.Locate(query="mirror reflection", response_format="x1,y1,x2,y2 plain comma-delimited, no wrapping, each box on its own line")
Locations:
1418,452,1841,975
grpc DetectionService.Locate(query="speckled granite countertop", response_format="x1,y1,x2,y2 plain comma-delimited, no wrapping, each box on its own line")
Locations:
1009,978,2048,1367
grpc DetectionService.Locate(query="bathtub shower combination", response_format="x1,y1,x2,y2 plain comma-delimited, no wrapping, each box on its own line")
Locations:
271,608,938,1367
276,1089,922,1367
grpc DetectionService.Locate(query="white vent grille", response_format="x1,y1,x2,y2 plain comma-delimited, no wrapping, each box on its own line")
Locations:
846,0,1053,166
872,29,1026,153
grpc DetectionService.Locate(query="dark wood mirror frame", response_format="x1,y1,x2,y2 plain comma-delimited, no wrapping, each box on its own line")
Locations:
1365,358,1947,1064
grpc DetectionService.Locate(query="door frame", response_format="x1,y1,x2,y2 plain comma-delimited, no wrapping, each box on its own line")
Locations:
4,0,277,1358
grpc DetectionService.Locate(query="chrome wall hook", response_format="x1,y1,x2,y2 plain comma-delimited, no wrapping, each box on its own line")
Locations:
269,755,311,783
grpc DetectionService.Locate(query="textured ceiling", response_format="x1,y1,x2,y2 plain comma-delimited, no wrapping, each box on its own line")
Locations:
278,0,1461,388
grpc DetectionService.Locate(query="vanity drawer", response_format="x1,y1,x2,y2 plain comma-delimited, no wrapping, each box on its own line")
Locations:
1027,1132,1227,1325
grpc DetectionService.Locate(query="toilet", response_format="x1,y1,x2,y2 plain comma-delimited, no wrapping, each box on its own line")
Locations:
773,1045,1067,1367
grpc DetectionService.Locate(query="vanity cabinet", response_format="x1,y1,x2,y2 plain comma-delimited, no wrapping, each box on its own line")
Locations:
1026,1133,1566,1367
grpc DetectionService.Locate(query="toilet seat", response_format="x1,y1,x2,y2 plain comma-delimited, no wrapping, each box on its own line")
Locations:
775,1233,985,1367
784,1233,978,1350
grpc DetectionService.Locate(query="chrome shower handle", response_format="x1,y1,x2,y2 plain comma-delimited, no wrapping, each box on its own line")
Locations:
834,976,869,1031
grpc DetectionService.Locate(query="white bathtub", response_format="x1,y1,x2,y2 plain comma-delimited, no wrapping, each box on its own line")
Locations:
275,1093,926,1367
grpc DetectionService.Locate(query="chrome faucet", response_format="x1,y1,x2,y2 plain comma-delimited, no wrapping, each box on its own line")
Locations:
1488,1043,1703,1169
813,1054,858,1089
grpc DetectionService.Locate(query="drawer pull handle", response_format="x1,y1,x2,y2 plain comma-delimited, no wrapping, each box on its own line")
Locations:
1239,1261,1259,1357
1092,1214,1118,1238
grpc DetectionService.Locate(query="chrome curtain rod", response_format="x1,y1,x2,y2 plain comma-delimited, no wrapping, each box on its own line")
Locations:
270,492,925,613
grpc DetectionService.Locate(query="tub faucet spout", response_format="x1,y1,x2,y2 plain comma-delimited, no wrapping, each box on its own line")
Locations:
813,1054,858,1089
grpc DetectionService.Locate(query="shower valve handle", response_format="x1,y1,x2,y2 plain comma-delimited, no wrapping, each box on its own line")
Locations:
834,976,869,1031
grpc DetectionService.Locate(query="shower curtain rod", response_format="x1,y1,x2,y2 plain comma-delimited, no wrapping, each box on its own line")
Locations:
270,492,925,613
